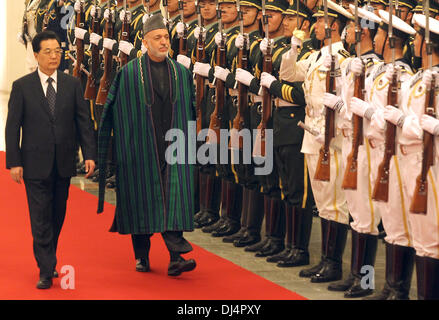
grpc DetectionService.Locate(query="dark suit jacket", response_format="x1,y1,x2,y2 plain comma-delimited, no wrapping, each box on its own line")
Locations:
5,70,96,180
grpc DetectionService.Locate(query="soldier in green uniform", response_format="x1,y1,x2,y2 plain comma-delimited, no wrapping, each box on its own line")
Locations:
257,0,316,267
167,0,183,59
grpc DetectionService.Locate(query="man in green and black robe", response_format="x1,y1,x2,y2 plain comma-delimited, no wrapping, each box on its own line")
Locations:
98,14,197,277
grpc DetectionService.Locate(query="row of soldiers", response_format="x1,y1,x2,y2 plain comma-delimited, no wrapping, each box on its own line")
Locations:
19,0,439,299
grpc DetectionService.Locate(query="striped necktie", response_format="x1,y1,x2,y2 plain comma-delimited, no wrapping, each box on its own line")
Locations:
46,77,56,116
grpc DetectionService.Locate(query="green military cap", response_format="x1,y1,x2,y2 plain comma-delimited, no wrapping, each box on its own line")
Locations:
413,13,439,44
413,0,439,17
378,9,416,39
219,0,237,3
240,0,262,10
284,0,314,18
265,0,289,12
313,0,355,23
369,0,388,6
390,0,417,9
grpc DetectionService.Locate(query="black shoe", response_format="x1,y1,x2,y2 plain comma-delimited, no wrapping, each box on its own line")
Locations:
255,241,285,258
327,273,355,292
106,175,116,188
344,277,374,298
195,213,219,229
135,258,150,272
168,257,197,276
266,247,292,263
363,284,392,300
53,270,59,278
244,238,269,252
299,259,325,278
223,228,246,243
202,218,226,233
277,249,310,268
36,277,53,289
211,223,240,237
310,259,342,283
233,234,261,248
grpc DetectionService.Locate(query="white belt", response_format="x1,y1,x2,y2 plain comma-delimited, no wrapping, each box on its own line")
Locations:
276,98,298,107
400,144,423,155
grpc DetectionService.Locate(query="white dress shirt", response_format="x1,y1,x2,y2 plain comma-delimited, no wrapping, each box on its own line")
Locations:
38,68,58,96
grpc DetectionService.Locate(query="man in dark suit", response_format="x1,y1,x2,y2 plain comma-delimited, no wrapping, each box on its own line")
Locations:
5,30,96,289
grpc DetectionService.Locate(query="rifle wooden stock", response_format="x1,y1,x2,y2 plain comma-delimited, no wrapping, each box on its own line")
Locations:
230,38,249,150
73,5,85,78
410,77,436,214
84,14,101,100
207,43,226,144
179,28,188,55
253,51,272,157
372,72,398,202
119,14,130,67
342,71,365,189
195,32,205,135
96,10,115,105
314,56,336,181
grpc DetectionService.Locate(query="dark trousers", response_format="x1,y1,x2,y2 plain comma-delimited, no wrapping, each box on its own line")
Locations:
23,164,71,278
131,231,193,260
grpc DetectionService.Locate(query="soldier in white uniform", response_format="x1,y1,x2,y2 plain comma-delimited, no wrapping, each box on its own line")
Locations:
279,0,352,283
323,5,383,298
349,10,416,300
396,13,439,300
18,0,42,72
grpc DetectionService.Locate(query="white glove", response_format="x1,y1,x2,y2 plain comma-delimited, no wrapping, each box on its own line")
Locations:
259,38,273,56
177,54,191,69
422,69,438,87
315,133,325,145
74,0,81,13
142,13,150,25
214,66,230,82
17,32,25,45
235,34,245,50
89,33,102,46
103,38,117,50
291,28,305,50
350,97,374,119
194,26,207,40
214,32,226,46
90,5,96,18
235,68,255,87
118,40,134,55
260,72,277,89
74,27,87,40
176,22,186,38
323,93,344,112
119,10,131,23
141,43,147,54
420,114,439,135
291,36,302,51
350,58,364,76
193,62,211,77
383,105,405,127
384,64,395,82
323,54,339,70
104,9,110,20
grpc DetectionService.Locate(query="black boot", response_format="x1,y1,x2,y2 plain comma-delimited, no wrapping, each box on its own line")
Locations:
342,231,378,298
245,193,271,252
212,181,242,237
310,220,348,283
278,205,313,268
365,242,415,300
203,180,228,233
416,255,439,300
195,175,221,228
267,204,293,263
223,187,250,243
299,218,329,277
256,198,285,257
233,190,264,247
194,172,208,223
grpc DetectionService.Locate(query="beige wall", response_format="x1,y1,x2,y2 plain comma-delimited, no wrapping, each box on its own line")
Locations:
0,0,27,94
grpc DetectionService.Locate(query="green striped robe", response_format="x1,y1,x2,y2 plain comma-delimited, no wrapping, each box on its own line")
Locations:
97,54,196,234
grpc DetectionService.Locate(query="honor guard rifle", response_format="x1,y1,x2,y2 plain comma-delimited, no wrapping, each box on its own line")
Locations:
163,0,172,30
195,0,206,135
342,0,364,189
372,2,398,202
179,0,189,55
230,0,249,150
96,0,115,105
119,0,131,67
207,0,226,144
73,0,85,78
314,0,336,181
85,0,101,100
253,0,272,157
410,0,436,214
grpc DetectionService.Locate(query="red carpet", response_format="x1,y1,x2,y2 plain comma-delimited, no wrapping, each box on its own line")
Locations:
0,152,306,300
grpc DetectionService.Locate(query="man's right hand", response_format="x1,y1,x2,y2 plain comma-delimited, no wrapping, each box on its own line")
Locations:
10,167,23,184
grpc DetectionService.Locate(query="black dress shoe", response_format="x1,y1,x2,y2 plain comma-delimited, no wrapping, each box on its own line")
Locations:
266,247,292,263
106,175,116,188
36,278,53,289
327,273,355,292
255,241,285,258
299,259,325,277
233,234,261,248
344,277,374,298
277,249,310,268
310,259,342,283
136,258,150,272
195,213,219,228
211,223,240,237
168,257,197,276
202,218,227,233
244,238,269,252
222,228,246,243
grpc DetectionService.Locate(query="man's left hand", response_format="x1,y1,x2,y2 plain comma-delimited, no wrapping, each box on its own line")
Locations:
84,160,96,179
